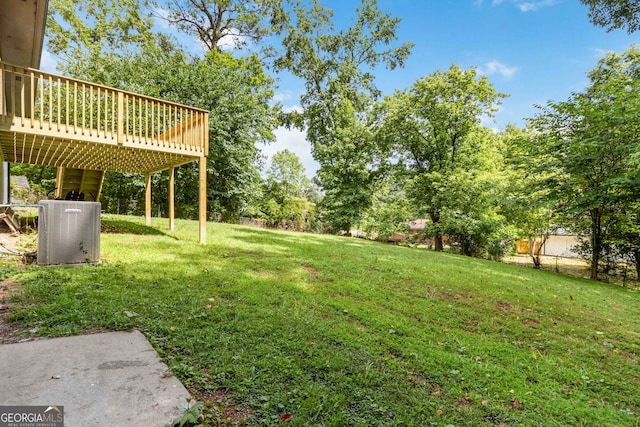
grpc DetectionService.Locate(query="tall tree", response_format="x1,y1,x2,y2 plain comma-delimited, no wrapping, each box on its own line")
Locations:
312,97,378,232
153,0,287,52
47,0,154,83
273,0,413,233
361,174,412,241
580,0,640,33
501,124,556,269
176,51,279,221
260,149,316,229
264,149,310,201
46,0,279,221
378,65,506,251
530,46,640,279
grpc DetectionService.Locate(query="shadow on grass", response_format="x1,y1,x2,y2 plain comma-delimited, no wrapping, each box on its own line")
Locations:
101,219,178,240
230,226,324,247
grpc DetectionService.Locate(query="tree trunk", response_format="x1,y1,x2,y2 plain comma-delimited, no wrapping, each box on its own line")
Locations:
590,209,601,280
429,211,443,251
529,237,541,269
634,249,640,281
532,254,542,269
434,235,443,251
530,232,547,269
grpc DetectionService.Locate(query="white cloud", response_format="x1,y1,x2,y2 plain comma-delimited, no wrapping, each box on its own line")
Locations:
39,50,59,73
591,48,612,58
480,60,518,78
151,6,173,30
194,39,208,56
273,90,300,105
283,105,303,114
263,126,318,178
516,0,557,12
479,106,503,131
151,8,249,53
217,30,250,52
477,0,557,12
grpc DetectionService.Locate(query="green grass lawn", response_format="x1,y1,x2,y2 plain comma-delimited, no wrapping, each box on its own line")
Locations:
2,214,639,426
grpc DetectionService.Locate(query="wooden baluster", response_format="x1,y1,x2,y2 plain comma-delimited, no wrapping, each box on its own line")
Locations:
73,82,78,134
11,70,19,125
38,73,44,129
125,94,130,143
48,75,53,130
117,91,123,145
145,99,148,143
81,83,86,135
139,97,143,142
57,77,61,131
65,80,69,132
104,88,109,138
162,103,166,147
19,70,24,127
97,87,101,136
89,85,94,136
30,71,35,128
112,91,116,139
151,100,155,145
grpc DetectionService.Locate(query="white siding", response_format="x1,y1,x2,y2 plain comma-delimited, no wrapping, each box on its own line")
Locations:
543,235,583,258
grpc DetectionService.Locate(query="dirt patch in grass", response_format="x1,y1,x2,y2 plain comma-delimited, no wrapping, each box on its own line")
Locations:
496,302,513,312
0,309,30,344
457,396,474,409
192,389,254,425
0,279,36,344
302,264,318,276
0,279,20,300
255,270,275,279
0,232,21,253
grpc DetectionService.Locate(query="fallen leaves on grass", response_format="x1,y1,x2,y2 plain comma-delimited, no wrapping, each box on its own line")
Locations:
279,412,292,423
510,397,522,410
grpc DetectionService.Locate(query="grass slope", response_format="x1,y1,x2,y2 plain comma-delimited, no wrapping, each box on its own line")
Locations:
2,215,639,426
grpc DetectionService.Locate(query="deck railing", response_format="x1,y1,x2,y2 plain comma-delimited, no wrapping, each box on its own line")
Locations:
0,61,208,156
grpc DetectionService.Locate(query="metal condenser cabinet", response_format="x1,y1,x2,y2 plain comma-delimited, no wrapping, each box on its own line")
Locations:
37,200,101,265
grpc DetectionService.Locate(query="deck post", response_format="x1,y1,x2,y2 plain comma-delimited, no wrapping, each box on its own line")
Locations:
0,161,8,205
169,167,175,231
54,167,64,199
145,172,151,226
199,157,206,244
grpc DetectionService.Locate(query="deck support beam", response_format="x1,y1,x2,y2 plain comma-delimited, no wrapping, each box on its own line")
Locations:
54,167,64,199
145,172,151,226
168,167,175,231
0,160,9,205
199,157,206,244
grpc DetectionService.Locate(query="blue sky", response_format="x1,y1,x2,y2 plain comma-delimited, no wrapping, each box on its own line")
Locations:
266,0,639,176
41,0,639,177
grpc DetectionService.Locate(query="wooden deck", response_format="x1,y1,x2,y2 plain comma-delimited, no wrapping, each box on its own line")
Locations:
0,61,208,173
0,60,209,243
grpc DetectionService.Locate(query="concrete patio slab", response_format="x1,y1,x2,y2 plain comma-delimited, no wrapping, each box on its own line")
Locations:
0,330,191,427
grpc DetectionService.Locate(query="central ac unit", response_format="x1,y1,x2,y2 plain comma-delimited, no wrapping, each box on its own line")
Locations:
37,200,101,265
